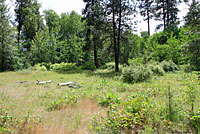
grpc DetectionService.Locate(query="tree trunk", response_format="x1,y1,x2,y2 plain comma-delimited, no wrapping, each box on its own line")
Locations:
93,34,98,68
112,0,118,72
92,0,98,68
162,0,166,30
116,0,122,72
166,0,169,27
17,20,21,43
1,42,4,72
147,2,150,36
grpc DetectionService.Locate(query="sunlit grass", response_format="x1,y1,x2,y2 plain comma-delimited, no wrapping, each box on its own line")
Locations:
0,70,199,133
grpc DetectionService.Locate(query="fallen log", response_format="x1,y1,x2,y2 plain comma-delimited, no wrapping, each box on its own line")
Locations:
58,81,73,86
37,80,52,85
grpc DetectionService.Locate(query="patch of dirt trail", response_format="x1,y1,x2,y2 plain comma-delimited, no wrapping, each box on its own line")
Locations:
27,98,106,134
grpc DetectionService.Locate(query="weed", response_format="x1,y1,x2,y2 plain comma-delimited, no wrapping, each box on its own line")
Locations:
45,89,78,111
98,90,121,107
183,73,199,113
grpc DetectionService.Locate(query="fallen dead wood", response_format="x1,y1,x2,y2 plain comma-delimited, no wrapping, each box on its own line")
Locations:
58,81,73,86
37,80,52,85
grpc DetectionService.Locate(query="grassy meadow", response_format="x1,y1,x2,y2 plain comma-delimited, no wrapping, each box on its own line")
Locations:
0,69,199,134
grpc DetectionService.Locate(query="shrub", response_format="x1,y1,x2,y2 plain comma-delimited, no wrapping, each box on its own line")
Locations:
128,57,144,65
0,106,40,133
91,93,166,133
103,62,115,70
161,60,179,72
50,62,78,72
33,64,47,71
40,62,52,71
121,64,153,83
189,109,200,133
180,64,194,73
45,89,78,111
148,64,165,76
103,62,122,71
98,90,121,107
81,62,96,71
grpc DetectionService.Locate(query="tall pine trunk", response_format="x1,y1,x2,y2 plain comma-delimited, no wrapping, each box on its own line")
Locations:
162,0,166,30
166,0,169,27
93,34,98,68
92,0,98,69
147,2,150,36
116,0,122,72
112,0,118,72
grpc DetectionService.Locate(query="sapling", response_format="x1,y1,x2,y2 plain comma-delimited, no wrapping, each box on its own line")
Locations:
184,74,199,113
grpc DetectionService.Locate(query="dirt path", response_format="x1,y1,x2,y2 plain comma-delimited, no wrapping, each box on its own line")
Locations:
25,98,106,134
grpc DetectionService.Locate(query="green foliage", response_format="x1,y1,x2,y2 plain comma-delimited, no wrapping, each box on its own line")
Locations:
50,62,78,72
43,9,60,33
98,90,121,107
189,109,200,133
81,61,96,71
148,63,165,76
0,106,40,133
103,62,122,71
183,73,199,112
91,92,167,133
121,64,153,83
44,89,78,111
33,64,47,71
180,64,194,73
184,1,200,33
161,60,179,72
184,38,200,71
103,62,115,70
128,58,144,65
0,1,19,71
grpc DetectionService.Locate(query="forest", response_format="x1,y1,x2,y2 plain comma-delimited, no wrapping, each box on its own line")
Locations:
0,0,200,133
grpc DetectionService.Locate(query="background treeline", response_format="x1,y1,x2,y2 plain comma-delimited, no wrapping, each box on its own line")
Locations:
0,0,199,72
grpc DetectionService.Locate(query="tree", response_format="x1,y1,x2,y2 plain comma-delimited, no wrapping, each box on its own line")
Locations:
105,0,133,72
154,0,180,30
59,11,84,40
184,0,200,32
0,0,18,71
137,0,154,35
183,0,200,70
82,0,105,68
15,0,42,50
43,9,60,34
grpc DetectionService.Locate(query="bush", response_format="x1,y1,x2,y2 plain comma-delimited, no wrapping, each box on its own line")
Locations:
91,93,166,133
103,62,115,70
161,60,179,72
44,89,78,111
33,64,47,71
50,62,78,72
180,64,194,73
128,57,144,65
189,109,200,133
40,62,52,71
98,90,121,107
148,63,165,76
121,64,153,83
81,62,96,71
103,62,122,71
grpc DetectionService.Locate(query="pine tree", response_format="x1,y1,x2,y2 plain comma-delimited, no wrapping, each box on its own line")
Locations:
137,0,154,35
154,0,180,30
105,0,133,72
15,0,43,50
82,0,105,68
184,0,200,32
0,0,18,71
